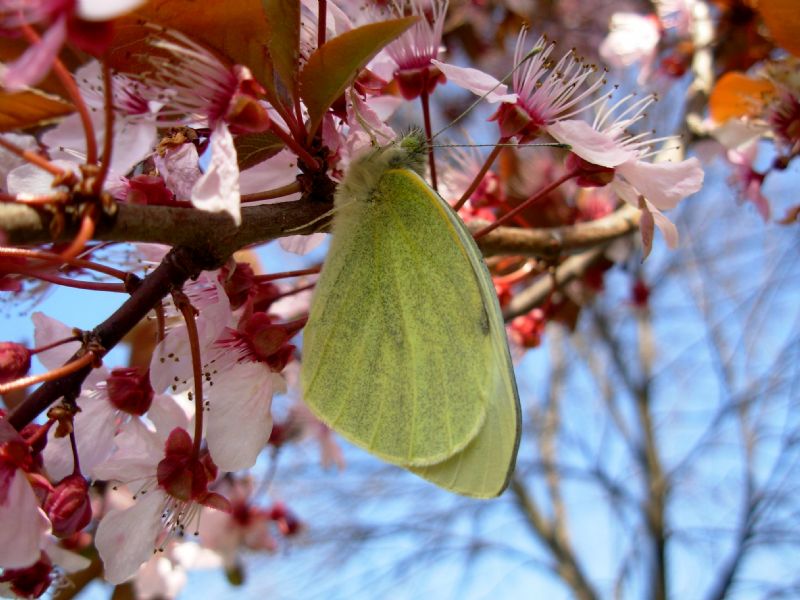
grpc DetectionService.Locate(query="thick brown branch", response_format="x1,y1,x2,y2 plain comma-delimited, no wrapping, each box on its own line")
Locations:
1,200,640,262
474,204,640,259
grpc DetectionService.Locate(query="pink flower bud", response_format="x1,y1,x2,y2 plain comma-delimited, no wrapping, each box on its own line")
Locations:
106,367,154,416
0,342,31,384
44,474,92,538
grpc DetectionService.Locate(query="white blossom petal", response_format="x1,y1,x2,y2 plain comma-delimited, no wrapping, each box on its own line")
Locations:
431,60,517,103
92,419,162,483
646,200,680,249
191,123,241,225
43,391,118,481
206,362,274,471
154,144,202,200
134,554,188,600
95,489,166,584
32,312,108,387
617,157,704,210
547,119,635,167
2,16,67,90
77,0,148,21
7,160,77,197
238,149,300,198
599,13,660,69
0,469,51,569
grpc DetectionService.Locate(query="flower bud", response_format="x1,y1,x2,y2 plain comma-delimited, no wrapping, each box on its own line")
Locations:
269,502,302,537
0,552,53,599
0,342,31,384
106,367,154,416
44,474,92,538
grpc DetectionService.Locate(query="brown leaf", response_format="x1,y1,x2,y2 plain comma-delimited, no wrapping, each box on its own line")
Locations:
0,90,74,132
108,0,272,81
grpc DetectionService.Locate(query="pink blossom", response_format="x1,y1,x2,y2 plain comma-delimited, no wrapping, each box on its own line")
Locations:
149,273,283,472
0,0,147,90
32,312,116,481
42,61,158,178
198,477,277,568
435,29,606,141
547,94,704,255
383,0,449,99
727,143,770,220
93,404,230,584
139,28,271,225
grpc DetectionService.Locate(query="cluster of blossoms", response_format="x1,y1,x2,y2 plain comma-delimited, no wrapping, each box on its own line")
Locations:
0,0,712,595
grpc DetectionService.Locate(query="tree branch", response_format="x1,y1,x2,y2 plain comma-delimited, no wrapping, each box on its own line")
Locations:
1,199,640,262
7,245,217,430
509,475,599,600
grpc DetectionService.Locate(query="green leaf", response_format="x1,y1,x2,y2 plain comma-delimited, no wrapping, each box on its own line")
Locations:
262,0,301,100
234,131,286,171
299,16,419,137
0,89,74,132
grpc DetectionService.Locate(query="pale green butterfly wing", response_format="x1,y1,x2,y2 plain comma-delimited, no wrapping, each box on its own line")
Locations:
301,155,493,467
398,170,521,497
301,134,521,497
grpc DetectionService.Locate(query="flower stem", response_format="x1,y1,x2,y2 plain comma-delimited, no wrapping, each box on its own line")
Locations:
0,137,65,178
94,60,115,195
254,266,320,282
419,87,438,191
317,0,327,48
15,269,127,292
31,335,82,355
174,290,204,460
269,122,320,171
0,246,129,280
453,140,505,212
58,204,97,262
0,351,97,396
241,182,302,203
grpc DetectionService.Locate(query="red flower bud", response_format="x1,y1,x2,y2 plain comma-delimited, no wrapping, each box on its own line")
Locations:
0,342,31,384
510,309,547,349
44,474,92,538
0,552,53,599
106,367,154,416
269,502,302,537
